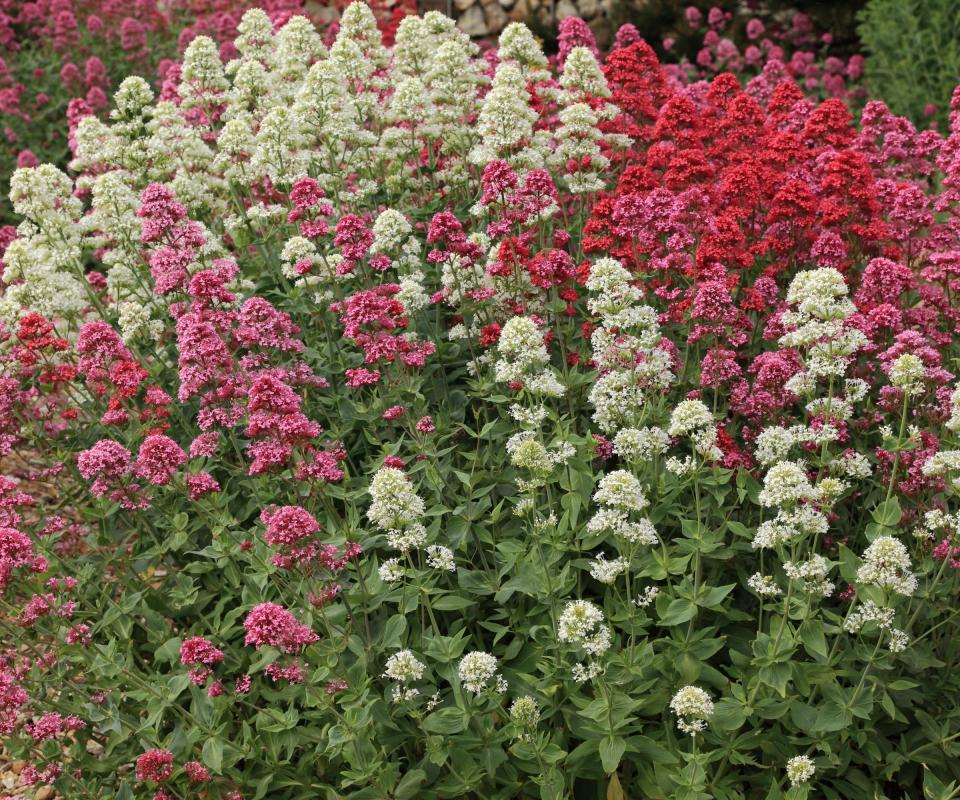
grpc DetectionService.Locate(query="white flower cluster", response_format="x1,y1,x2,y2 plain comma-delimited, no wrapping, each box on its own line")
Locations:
378,558,405,583
786,755,816,786
946,386,960,432
593,470,647,511
668,400,722,462
384,648,426,682
757,460,817,508
669,685,714,737
546,48,614,193
425,545,456,572
367,466,424,527
857,536,917,597
495,317,565,398
367,467,428,552
752,505,829,551
469,62,542,170
754,425,863,476
384,649,426,702
923,450,960,490
509,695,540,739
612,427,670,463
588,553,630,585
557,600,612,682
887,353,926,395
633,585,659,607
745,268,882,601
783,555,835,598
1,166,89,328
843,599,909,653
505,431,575,486
747,573,782,597
911,509,958,542
779,268,866,390
9,2,544,338
458,651,505,694
588,471,659,546
585,259,674,433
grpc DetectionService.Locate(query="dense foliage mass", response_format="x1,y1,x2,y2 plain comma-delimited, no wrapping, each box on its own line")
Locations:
1,5,960,800
857,0,960,130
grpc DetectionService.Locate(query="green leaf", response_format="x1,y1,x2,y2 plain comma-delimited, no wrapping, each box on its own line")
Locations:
888,679,919,691
711,697,747,731
630,735,677,765
154,637,183,665
599,736,626,774
870,497,902,528
812,701,850,733
381,614,407,649
422,707,468,734
923,766,959,800
798,619,828,660
431,594,476,611
837,545,862,584
658,598,698,626
697,583,736,608
394,769,427,800
202,737,223,773
540,768,566,800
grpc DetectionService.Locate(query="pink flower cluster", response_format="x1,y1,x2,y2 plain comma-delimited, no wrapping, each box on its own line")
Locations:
180,636,225,687
242,602,318,654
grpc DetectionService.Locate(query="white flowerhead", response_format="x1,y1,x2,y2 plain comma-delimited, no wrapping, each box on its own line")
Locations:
559,46,610,101
758,460,815,508
665,456,695,477
458,651,500,694
497,316,548,368
613,427,670,462
497,23,548,72
378,558,404,583
747,573,782,596
857,536,916,596
509,695,540,732
371,209,412,253
832,451,871,480
923,450,960,477
585,257,631,293
783,555,835,598
633,586,659,607
558,600,611,657
888,353,925,394
785,267,852,320
470,62,537,166
385,524,428,554
668,400,713,437
384,650,425,683
425,545,456,572
367,467,425,531
589,553,629,585
507,434,554,474
593,470,647,512
670,685,714,736
785,755,815,786
754,426,795,466
112,76,155,120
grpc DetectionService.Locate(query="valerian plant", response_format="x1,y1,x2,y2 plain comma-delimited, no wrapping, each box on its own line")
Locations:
1,6,960,800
